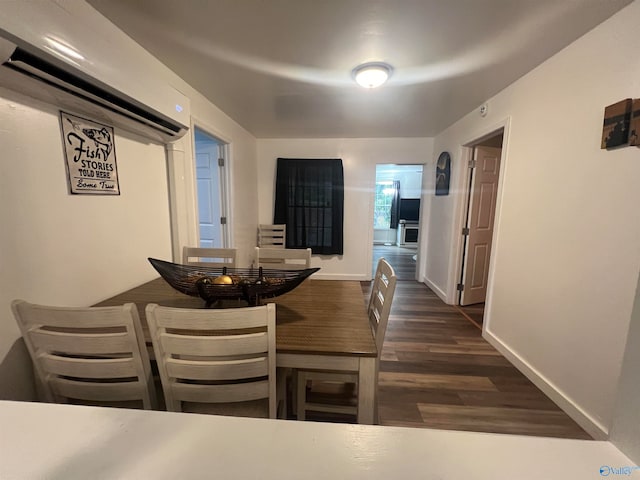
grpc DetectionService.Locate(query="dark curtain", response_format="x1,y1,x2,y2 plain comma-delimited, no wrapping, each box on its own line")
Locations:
274,158,344,255
389,180,401,229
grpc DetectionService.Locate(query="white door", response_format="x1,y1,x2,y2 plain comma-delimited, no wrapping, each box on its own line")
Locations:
195,129,227,248
460,146,501,306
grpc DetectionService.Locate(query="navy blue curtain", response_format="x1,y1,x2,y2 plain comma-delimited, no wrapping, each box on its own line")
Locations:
273,158,344,255
389,180,401,229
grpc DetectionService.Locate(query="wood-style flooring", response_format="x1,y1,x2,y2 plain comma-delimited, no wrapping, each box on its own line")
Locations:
456,303,485,328
303,245,591,439
372,243,418,280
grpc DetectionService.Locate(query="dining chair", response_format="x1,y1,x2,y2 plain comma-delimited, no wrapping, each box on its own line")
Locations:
182,246,237,268
258,224,286,248
255,246,312,270
12,300,157,409
146,302,278,418
295,258,397,422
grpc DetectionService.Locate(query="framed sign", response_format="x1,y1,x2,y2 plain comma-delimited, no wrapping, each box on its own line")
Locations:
629,98,640,147
601,99,632,149
435,151,451,196
60,112,120,195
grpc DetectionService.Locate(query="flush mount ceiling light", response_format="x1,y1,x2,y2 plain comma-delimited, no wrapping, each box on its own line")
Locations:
352,62,392,89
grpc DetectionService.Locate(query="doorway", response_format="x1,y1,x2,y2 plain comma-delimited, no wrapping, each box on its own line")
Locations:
457,131,504,322
194,127,230,248
373,164,423,280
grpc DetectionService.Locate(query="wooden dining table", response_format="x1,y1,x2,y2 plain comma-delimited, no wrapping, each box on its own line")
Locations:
95,277,378,424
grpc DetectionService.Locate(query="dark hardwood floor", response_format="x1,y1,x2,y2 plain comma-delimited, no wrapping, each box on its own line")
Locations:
372,244,418,280
456,302,486,328
350,245,590,438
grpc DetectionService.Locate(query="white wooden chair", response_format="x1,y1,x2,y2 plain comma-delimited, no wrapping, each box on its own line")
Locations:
12,300,156,410
182,246,237,268
255,247,312,270
146,302,278,418
258,224,286,248
295,258,397,422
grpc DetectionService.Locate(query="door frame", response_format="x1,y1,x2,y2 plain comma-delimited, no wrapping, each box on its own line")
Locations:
447,117,511,326
191,119,233,248
367,163,425,281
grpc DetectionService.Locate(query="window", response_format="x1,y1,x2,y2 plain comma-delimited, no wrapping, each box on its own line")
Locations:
274,158,344,255
373,180,400,229
374,182,394,229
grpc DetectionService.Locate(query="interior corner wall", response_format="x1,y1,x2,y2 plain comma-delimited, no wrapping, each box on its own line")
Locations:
256,138,433,280
0,88,172,400
424,1,640,437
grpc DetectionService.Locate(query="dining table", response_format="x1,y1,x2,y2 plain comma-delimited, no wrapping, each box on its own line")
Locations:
94,276,379,424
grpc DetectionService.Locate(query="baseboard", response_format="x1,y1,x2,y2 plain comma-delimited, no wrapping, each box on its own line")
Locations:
423,277,448,304
483,328,608,440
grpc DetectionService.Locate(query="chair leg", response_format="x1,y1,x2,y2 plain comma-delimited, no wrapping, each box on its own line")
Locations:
291,369,298,417
276,367,287,419
164,391,181,412
296,371,307,421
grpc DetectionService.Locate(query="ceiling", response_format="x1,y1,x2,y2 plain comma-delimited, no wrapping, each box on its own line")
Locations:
87,0,631,139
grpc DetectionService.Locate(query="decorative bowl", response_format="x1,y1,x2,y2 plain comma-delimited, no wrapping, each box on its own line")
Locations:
148,257,320,306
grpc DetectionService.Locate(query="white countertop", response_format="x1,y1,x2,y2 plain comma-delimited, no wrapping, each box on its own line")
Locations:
0,400,634,479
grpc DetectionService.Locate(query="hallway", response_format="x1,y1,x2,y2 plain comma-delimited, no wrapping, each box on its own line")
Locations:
372,244,417,280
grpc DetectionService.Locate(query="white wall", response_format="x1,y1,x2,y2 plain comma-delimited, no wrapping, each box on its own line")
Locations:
610,270,640,463
256,138,432,280
0,88,171,399
422,1,640,437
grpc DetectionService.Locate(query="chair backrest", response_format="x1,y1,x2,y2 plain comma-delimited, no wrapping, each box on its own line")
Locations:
258,224,286,248
12,300,156,409
146,303,277,418
368,258,397,354
255,247,312,270
182,247,237,268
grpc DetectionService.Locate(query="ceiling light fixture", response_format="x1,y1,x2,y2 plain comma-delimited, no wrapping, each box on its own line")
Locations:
352,62,392,89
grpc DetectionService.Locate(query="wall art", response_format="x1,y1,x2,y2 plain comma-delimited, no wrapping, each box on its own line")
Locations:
60,111,120,195
435,151,451,196
601,99,632,149
629,98,640,147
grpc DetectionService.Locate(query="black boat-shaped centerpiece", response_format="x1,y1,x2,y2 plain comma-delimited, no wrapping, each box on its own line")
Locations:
148,257,320,307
